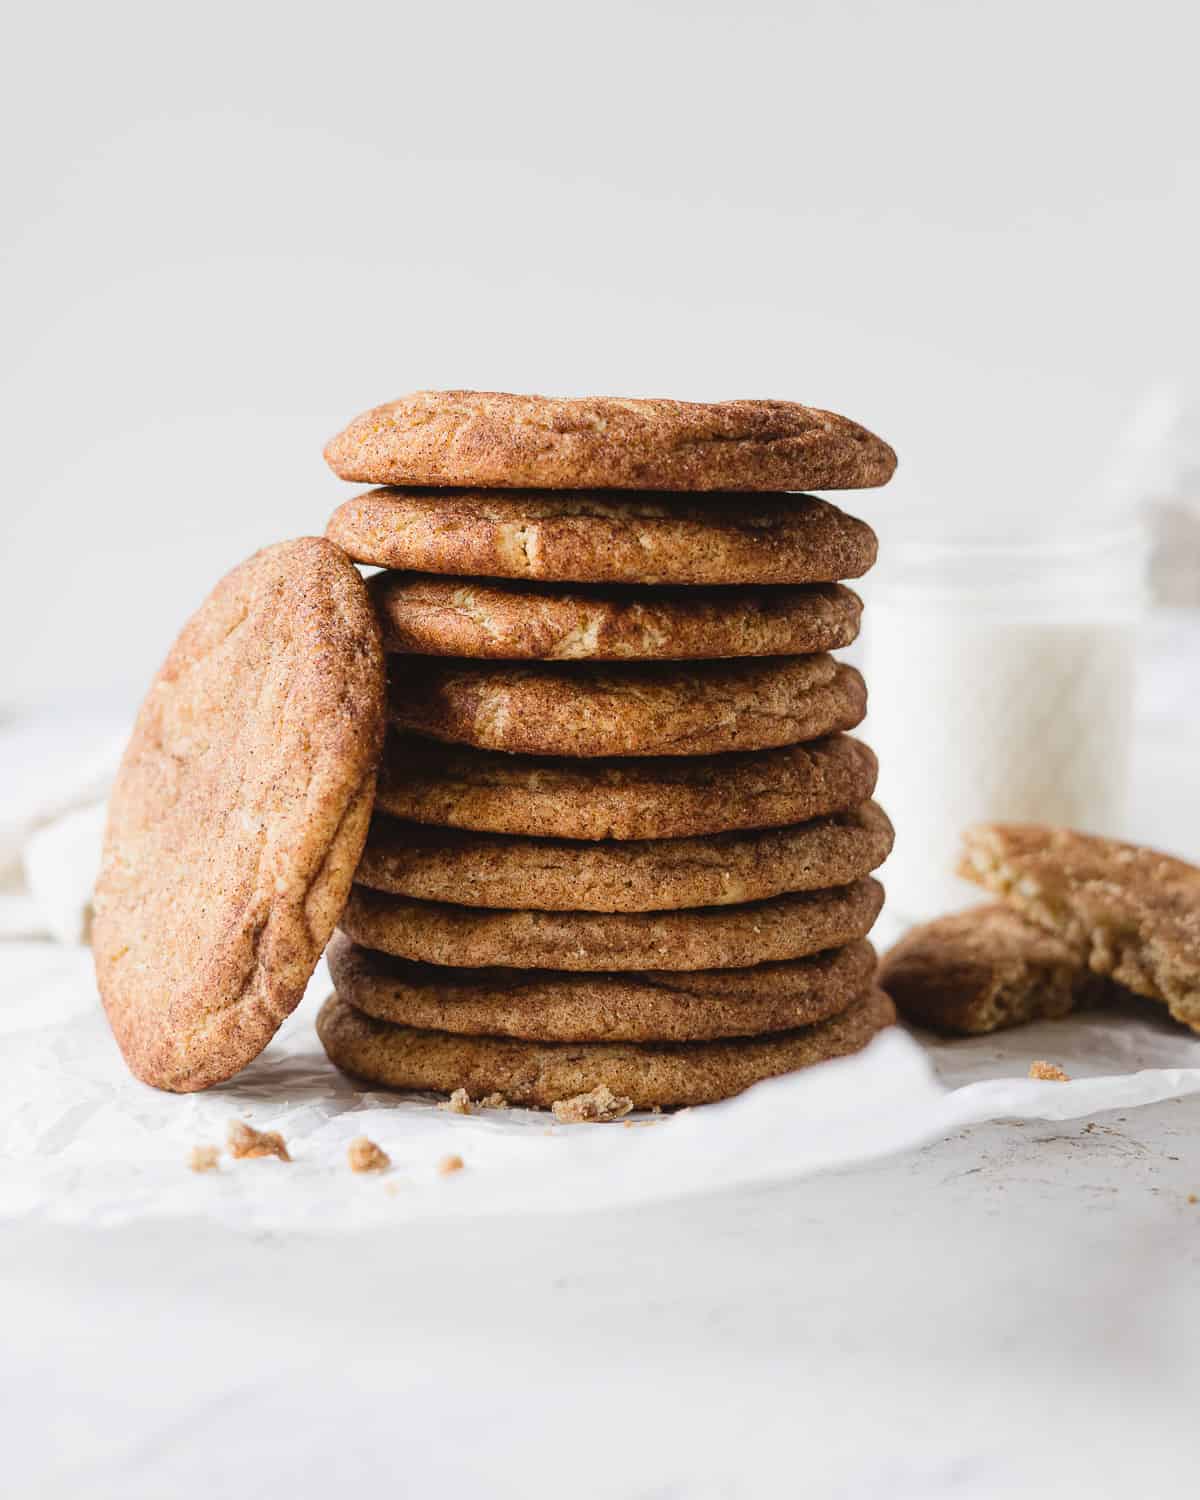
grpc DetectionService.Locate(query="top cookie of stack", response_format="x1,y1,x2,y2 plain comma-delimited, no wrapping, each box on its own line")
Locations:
320,391,898,1110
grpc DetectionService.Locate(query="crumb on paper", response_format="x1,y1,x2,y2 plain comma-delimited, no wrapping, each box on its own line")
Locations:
437,1153,465,1176
227,1120,291,1161
1188,1194,1198,1206
440,1088,508,1114
189,1145,219,1173
1029,1060,1070,1082
348,1136,390,1173
551,1084,634,1124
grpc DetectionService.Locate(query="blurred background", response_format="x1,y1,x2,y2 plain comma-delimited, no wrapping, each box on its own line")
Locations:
4,0,1199,714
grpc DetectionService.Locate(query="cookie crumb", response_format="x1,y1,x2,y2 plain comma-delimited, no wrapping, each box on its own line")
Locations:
1029,1060,1070,1082
478,1092,509,1109
437,1153,465,1176
227,1120,291,1161
348,1136,390,1173
1188,1194,1197,1206
441,1088,472,1115
188,1144,219,1173
551,1084,634,1123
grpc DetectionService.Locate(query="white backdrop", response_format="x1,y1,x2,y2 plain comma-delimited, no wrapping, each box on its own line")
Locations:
3,0,1199,710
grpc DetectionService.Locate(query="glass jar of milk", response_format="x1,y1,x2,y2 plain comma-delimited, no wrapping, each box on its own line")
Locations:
864,527,1150,925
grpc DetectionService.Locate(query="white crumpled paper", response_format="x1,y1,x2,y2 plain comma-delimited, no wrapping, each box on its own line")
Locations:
3,937,1199,1232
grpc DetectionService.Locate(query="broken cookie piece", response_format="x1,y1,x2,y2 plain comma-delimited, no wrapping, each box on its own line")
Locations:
227,1120,291,1162
551,1083,634,1123
959,823,1200,1032
879,904,1105,1035
348,1136,390,1172
1029,1060,1070,1082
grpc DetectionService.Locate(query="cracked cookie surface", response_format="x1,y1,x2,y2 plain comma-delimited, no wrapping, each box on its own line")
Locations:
327,488,877,586
375,732,878,842
328,931,877,1042
323,390,897,493
368,571,862,660
388,654,866,758
356,801,893,912
317,985,896,1108
92,538,385,1091
339,877,884,971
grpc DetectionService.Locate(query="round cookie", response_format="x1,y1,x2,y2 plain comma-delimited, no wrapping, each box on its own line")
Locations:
316,985,897,1109
92,538,386,1092
357,801,894,912
389,655,866,759
368,571,863,661
323,390,897,493
338,877,884,972
328,931,877,1042
326,489,878,586
376,732,879,842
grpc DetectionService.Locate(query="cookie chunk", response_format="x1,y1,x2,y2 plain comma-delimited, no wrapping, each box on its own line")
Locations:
960,824,1200,1032
878,904,1105,1035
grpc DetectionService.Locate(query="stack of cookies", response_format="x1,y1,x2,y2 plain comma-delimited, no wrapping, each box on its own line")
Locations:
314,391,900,1110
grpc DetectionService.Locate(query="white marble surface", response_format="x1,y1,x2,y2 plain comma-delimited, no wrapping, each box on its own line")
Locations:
4,614,1199,1499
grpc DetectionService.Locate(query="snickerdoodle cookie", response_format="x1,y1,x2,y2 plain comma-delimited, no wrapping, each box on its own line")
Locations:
92,539,385,1092
327,931,877,1042
959,824,1200,1032
338,877,884,971
356,801,893,912
374,733,879,842
327,489,877,586
878,904,1108,1035
324,391,897,493
388,655,866,758
368,572,863,660
316,984,896,1108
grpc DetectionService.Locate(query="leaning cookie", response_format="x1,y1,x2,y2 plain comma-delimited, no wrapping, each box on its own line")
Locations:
878,904,1107,1035
316,986,897,1109
324,390,897,493
959,823,1200,1033
92,539,385,1092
